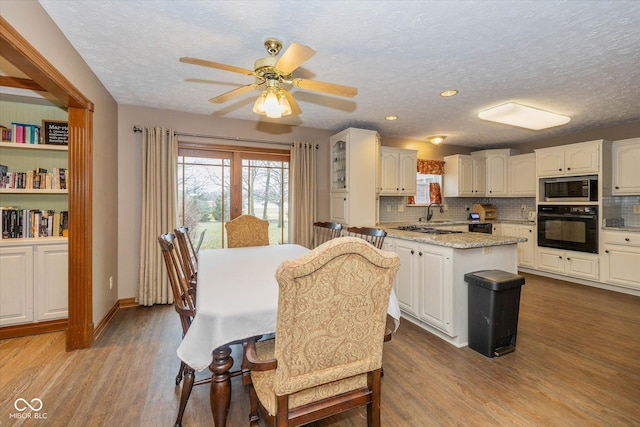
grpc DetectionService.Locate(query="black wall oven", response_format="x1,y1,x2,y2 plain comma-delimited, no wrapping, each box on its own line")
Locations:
537,205,598,254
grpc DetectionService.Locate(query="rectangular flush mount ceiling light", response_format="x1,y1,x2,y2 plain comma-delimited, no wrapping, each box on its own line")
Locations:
478,102,570,130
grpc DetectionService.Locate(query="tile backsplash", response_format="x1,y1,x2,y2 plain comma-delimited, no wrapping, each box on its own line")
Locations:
380,195,640,227
379,196,536,223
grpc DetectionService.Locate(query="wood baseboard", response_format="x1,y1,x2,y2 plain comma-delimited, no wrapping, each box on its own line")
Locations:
93,300,119,341
0,319,67,340
118,297,138,308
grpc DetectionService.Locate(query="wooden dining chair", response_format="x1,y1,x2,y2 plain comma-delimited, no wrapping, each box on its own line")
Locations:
346,226,388,249
245,237,400,427
158,233,204,427
225,214,270,248
173,227,198,287
159,233,267,427
312,221,343,248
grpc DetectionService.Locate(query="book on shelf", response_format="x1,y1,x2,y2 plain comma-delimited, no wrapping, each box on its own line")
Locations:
10,122,41,144
0,208,68,239
1,167,68,190
0,126,10,142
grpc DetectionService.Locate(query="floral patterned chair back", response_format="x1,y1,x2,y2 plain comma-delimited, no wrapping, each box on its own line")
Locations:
225,214,270,248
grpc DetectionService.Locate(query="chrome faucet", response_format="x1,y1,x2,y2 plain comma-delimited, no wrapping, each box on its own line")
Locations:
426,203,444,221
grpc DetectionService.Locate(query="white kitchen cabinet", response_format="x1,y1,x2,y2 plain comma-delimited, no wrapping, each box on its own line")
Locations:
443,154,486,197
329,193,348,224
416,243,452,335
508,153,537,197
516,224,536,268
393,239,419,316
379,147,417,196
536,140,601,177
498,223,517,237
612,138,640,195
601,230,640,290
471,149,519,197
329,128,380,226
536,247,599,280
0,240,67,327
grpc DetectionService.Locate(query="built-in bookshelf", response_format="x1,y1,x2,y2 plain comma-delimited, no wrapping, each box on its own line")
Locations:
0,98,68,240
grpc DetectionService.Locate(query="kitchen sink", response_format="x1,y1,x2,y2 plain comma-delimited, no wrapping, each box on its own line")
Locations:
394,225,464,235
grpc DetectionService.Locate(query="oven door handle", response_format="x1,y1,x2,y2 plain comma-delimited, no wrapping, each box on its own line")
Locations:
539,214,596,219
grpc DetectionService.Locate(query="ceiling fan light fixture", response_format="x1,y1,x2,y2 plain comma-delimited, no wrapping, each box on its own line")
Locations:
428,136,446,145
478,102,570,130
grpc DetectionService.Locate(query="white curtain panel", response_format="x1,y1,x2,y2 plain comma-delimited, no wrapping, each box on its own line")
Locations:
290,142,317,248
137,127,178,306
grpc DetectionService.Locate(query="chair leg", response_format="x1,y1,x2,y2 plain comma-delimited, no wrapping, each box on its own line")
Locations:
174,367,195,427
175,361,186,385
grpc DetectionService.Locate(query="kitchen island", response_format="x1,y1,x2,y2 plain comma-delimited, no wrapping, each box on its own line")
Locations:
380,223,526,348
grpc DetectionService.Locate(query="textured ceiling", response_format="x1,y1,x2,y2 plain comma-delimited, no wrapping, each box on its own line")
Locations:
36,0,640,147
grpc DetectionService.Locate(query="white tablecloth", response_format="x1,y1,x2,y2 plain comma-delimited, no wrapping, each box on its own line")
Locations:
177,244,401,371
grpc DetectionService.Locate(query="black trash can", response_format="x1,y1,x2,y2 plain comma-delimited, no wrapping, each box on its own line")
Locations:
464,270,525,358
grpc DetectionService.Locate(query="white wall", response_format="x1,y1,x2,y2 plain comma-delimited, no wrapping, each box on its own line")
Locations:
3,1,120,325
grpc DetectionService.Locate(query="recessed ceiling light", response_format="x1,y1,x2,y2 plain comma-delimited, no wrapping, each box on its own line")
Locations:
478,102,570,130
385,115,398,121
428,136,446,145
440,90,458,97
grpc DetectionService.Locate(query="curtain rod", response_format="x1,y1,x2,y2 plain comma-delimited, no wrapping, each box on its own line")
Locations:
132,125,316,148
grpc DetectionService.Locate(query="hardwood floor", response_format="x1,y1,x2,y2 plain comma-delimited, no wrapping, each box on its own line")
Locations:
1,272,639,426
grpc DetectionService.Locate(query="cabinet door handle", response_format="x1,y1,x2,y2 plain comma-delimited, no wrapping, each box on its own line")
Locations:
559,168,563,171
343,198,347,201
615,186,620,189
567,167,571,171
419,252,423,256
410,250,414,255
605,250,609,254
567,257,571,261
559,256,563,259
529,229,532,233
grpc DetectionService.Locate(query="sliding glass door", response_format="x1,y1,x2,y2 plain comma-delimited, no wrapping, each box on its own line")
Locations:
177,145,289,249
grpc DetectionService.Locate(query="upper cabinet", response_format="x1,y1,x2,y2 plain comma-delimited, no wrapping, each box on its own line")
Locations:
508,153,536,197
471,149,519,197
612,137,640,195
536,140,601,177
443,154,485,197
379,147,417,196
329,128,380,226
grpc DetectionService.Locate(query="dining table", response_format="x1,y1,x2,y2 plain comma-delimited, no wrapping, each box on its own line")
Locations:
176,243,401,427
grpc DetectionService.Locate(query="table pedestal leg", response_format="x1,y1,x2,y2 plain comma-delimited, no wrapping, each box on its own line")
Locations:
209,345,233,427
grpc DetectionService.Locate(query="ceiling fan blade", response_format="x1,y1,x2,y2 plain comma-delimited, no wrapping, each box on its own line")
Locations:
291,78,358,98
180,57,254,76
275,43,316,75
209,83,259,104
282,90,302,115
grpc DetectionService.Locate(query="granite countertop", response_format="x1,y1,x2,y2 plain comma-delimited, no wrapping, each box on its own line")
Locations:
386,219,536,226
380,224,527,249
602,226,640,233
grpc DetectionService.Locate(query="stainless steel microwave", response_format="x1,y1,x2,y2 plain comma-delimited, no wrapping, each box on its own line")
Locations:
544,176,598,202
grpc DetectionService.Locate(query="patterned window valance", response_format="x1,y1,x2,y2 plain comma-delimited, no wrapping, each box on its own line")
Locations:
417,159,445,175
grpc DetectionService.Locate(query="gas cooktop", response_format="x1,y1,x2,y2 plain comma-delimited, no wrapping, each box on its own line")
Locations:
393,225,463,235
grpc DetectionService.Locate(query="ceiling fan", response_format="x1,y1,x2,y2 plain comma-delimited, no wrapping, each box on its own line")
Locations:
180,38,358,118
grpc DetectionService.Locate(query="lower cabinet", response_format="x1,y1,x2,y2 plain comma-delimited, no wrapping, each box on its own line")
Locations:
601,230,640,290
390,238,453,335
536,247,599,281
0,240,68,327
516,224,536,268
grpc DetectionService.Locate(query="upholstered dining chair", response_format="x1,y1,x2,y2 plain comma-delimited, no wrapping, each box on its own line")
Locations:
312,221,343,248
225,214,270,248
245,236,400,427
346,226,388,249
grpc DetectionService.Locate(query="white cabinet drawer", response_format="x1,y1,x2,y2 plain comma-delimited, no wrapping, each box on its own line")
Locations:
603,231,640,247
